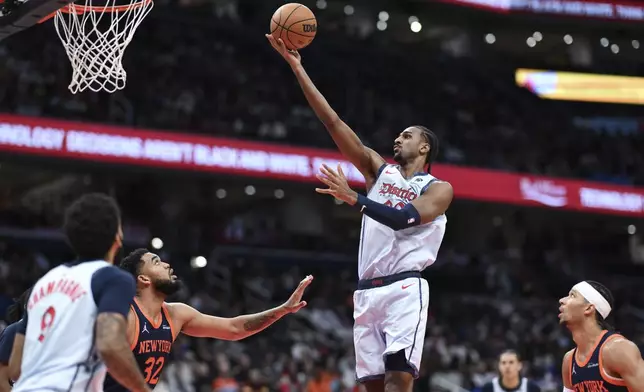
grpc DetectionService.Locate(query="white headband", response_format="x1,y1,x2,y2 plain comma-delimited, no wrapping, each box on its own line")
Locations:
572,281,612,319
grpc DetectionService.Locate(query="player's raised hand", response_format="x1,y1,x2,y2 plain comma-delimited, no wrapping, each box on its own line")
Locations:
282,275,314,313
265,34,301,67
316,164,359,205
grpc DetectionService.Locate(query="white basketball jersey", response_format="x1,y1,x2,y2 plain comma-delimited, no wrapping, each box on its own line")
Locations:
358,164,447,279
492,377,529,392
14,260,111,392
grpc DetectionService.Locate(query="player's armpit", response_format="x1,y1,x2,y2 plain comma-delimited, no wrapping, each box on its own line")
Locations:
168,302,288,341
601,337,644,391
410,181,454,224
96,313,151,392
8,332,24,382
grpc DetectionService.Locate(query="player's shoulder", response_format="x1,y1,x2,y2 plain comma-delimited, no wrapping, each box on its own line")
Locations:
92,264,134,284
601,333,639,360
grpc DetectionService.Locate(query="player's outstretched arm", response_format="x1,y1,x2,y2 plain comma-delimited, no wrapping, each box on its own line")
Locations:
601,337,644,391
93,267,151,392
316,164,453,230
266,35,385,187
168,275,313,341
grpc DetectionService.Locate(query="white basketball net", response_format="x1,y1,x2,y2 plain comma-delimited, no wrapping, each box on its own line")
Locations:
52,0,154,94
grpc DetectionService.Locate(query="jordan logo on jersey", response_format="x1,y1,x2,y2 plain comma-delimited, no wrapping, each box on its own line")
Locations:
378,183,418,201
142,323,149,334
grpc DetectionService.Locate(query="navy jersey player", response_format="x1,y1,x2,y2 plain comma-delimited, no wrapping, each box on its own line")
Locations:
10,194,152,392
560,281,644,392
267,35,454,392
103,248,312,391
481,350,540,392
0,288,31,392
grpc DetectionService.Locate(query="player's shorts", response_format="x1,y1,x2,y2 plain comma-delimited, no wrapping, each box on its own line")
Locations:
353,271,429,382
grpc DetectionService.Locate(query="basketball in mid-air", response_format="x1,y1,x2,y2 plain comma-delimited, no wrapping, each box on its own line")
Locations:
270,3,317,50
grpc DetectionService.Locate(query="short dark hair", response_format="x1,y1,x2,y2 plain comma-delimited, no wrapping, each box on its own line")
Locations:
587,280,614,330
6,286,32,323
63,193,121,260
414,125,439,173
120,248,149,279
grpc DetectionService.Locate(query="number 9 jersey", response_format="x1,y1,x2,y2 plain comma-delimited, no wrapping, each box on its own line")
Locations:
14,260,136,392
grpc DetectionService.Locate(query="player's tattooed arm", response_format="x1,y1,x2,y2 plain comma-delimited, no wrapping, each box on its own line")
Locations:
265,34,385,187
96,313,151,392
601,337,644,391
170,275,313,341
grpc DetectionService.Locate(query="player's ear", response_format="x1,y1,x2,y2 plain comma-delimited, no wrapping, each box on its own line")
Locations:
517,361,523,372
420,143,429,156
583,303,595,317
137,274,151,286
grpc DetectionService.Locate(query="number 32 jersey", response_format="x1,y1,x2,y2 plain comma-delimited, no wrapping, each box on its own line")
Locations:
14,260,132,392
103,299,175,391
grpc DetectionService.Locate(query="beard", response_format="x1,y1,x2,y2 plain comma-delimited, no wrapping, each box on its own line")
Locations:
393,151,403,163
152,278,182,296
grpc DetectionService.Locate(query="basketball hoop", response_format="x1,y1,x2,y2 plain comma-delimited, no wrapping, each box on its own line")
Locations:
40,0,153,94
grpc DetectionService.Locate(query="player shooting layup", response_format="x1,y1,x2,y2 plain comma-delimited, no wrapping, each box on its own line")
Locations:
560,280,644,391
103,248,312,391
267,35,454,392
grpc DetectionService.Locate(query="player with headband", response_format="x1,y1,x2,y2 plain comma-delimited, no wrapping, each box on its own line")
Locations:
559,280,644,391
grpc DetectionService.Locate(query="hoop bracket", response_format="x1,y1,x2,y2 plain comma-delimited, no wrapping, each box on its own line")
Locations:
0,0,74,41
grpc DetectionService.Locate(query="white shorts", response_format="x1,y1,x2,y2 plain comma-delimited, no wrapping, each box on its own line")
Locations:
352,274,429,382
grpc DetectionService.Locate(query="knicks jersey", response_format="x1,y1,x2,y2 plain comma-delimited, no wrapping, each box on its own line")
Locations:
103,299,174,391
570,331,629,392
13,260,112,392
358,164,447,279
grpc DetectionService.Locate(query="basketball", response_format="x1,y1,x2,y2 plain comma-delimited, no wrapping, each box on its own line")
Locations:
270,3,317,51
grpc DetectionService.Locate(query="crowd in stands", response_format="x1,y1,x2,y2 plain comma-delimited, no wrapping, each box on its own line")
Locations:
0,0,643,186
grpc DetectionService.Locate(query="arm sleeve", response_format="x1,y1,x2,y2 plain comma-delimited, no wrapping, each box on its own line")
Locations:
0,323,18,364
355,194,422,231
91,266,136,318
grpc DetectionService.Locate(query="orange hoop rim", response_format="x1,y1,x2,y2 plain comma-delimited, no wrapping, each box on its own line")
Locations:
38,0,152,23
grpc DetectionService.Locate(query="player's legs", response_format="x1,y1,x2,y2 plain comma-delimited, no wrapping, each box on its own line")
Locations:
381,277,430,391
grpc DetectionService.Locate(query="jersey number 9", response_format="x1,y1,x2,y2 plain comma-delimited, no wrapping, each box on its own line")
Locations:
38,306,56,342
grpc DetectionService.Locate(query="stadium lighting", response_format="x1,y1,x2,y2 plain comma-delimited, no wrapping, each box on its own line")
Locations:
216,189,227,199
151,237,163,250
191,256,207,268
274,189,285,199
379,11,389,21
344,5,354,15
485,33,496,44
410,21,422,33
611,44,619,54
563,34,573,45
244,185,256,195
316,0,327,9
628,225,637,235
408,16,419,24
633,40,640,49
377,21,387,31
526,37,536,47
533,31,543,42
600,37,609,47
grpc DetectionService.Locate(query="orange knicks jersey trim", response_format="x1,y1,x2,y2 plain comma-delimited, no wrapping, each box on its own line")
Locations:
570,331,629,392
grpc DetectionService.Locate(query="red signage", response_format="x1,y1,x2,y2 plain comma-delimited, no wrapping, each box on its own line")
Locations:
0,114,643,217
439,0,644,22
